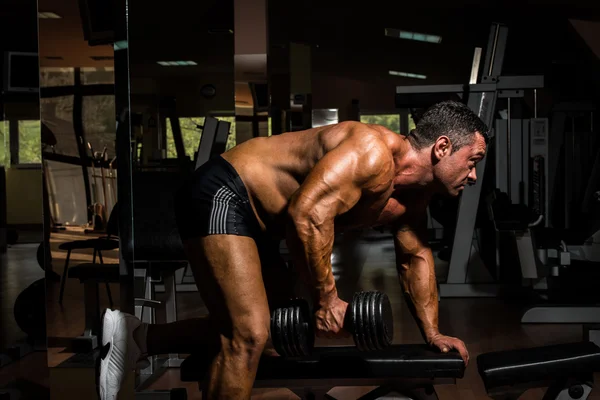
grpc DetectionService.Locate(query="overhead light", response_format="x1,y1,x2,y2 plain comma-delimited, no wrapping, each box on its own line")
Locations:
389,70,427,80
38,12,62,19
114,41,128,51
157,61,197,66
385,28,441,44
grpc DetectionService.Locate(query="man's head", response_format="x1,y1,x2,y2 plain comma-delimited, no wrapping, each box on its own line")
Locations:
407,100,489,196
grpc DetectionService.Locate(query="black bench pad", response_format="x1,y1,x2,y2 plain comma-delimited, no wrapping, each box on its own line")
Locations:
477,341,600,391
181,344,465,382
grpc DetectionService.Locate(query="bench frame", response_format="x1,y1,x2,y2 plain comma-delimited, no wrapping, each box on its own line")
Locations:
192,377,456,400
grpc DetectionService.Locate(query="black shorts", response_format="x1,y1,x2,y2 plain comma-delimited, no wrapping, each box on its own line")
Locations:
175,156,262,241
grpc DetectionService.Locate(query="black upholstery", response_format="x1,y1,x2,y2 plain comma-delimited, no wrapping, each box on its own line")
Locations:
180,345,465,382
68,263,120,282
477,341,600,392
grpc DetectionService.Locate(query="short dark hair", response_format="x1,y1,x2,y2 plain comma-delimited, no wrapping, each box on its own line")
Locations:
408,100,489,152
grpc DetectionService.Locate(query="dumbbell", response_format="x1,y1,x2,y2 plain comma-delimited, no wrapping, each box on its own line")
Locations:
271,291,393,357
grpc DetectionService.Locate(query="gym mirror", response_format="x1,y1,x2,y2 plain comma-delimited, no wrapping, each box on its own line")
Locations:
36,0,119,395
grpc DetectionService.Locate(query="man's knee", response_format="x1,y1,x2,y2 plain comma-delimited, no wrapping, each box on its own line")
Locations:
226,319,269,359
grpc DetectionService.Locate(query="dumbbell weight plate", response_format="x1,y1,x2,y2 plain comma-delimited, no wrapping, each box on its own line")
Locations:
376,292,394,348
352,291,368,351
271,300,313,357
366,291,379,350
271,307,286,356
283,306,296,357
290,305,301,356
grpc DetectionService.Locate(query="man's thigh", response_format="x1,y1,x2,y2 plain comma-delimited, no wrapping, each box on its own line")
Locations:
183,234,270,335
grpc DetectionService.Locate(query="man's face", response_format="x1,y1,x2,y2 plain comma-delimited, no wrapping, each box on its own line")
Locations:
434,132,487,196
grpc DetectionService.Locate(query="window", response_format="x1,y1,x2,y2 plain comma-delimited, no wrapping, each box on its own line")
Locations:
18,120,42,164
165,116,239,159
40,67,75,87
0,121,9,166
80,67,115,85
360,114,401,133
40,96,78,157
165,117,205,159
360,113,417,134
83,95,117,158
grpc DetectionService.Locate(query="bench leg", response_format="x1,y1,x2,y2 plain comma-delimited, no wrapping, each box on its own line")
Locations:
163,271,181,367
72,281,100,352
58,249,71,305
543,380,592,400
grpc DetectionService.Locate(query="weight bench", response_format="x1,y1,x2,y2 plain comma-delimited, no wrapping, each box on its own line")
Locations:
477,341,600,399
180,344,465,399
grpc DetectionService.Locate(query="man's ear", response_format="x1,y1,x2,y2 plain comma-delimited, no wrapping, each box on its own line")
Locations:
433,136,451,161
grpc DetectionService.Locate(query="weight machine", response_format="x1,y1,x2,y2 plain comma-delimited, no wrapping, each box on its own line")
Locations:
396,23,544,297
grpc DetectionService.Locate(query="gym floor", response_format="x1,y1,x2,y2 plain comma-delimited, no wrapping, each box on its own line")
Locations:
1,229,599,399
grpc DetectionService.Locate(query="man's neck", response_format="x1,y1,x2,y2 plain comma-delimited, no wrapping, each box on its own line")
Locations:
393,146,433,189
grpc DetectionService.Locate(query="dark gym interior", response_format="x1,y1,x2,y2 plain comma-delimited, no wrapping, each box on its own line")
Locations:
1,0,600,399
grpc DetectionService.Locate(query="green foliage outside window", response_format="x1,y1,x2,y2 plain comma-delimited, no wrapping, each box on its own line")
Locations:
360,113,417,135
360,114,401,133
18,120,42,164
165,116,238,159
0,121,8,166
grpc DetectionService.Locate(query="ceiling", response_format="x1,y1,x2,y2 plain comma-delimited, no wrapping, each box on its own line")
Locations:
7,0,600,102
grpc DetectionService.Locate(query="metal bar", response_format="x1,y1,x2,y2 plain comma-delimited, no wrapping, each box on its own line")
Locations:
212,120,231,157
507,97,512,200
168,116,186,165
83,281,101,336
489,25,508,76
396,84,468,94
446,90,497,284
396,77,543,95
496,75,544,89
195,117,218,169
483,24,500,77
114,0,135,315
9,118,18,165
470,48,482,84
163,271,180,363
72,67,94,224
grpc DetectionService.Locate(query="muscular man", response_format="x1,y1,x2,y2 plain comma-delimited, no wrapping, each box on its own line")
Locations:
99,100,488,399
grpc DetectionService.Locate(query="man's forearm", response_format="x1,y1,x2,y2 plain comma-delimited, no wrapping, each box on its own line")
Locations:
286,217,337,304
399,251,439,341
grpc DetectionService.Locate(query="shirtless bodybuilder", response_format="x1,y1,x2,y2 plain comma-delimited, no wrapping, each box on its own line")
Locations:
99,100,488,400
